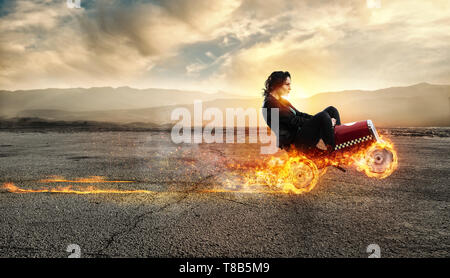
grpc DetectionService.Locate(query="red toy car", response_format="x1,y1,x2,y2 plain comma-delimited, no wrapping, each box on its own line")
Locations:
333,120,394,173
281,120,397,192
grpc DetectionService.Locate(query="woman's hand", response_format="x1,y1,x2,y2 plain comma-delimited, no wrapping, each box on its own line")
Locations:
331,118,336,127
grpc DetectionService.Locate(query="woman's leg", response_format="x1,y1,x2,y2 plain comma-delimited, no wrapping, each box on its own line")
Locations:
314,111,335,147
294,111,334,148
323,106,341,125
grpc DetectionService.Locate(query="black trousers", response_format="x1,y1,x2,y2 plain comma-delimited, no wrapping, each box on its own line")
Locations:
293,106,341,149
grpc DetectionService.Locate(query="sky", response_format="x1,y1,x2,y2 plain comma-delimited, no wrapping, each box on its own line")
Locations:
0,0,449,97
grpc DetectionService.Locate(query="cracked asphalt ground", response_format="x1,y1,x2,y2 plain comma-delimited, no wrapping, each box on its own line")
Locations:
0,129,448,258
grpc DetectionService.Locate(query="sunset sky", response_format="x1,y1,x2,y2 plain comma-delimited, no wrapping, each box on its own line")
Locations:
0,0,449,97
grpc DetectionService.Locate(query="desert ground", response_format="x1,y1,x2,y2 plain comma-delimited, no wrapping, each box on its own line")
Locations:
0,128,448,257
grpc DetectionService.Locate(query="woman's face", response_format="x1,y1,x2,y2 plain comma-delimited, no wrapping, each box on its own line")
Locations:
277,76,291,97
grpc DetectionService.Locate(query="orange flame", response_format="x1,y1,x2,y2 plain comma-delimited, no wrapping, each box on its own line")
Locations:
241,153,321,194
205,151,322,194
209,135,398,194
352,136,398,179
3,137,398,196
2,180,153,195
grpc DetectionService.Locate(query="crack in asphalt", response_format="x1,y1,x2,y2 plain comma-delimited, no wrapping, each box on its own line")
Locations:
94,174,216,257
96,196,188,255
1,173,261,258
95,194,160,255
211,195,262,208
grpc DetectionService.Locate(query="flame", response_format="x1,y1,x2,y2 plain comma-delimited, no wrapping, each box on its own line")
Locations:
2,182,154,194
205,151,322,194
209,135,398,194
352,136,398,179
2,137,398,196
242,153,321,194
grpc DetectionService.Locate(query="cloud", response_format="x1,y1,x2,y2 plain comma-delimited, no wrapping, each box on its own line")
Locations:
152,0,241,33
198,0,450,96
0,0,449,95
0,0,242,89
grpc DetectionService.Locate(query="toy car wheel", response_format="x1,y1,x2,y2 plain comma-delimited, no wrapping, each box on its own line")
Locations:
290,159,318,191
366,147,394,173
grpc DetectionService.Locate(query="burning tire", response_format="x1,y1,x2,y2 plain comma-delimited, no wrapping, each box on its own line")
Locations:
366,146,394,173
289,159,319,193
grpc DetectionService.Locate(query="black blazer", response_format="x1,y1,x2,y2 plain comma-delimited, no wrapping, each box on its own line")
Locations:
262,94,313,149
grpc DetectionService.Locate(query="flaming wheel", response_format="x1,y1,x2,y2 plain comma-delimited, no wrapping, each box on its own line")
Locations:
365,146,394,173
288,159,319,192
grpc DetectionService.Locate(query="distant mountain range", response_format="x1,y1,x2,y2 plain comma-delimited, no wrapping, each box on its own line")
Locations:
291,82,450,127
0,86,251,114
1,83,449,127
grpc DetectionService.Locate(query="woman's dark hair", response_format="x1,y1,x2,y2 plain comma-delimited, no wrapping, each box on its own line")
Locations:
262,71,291,97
